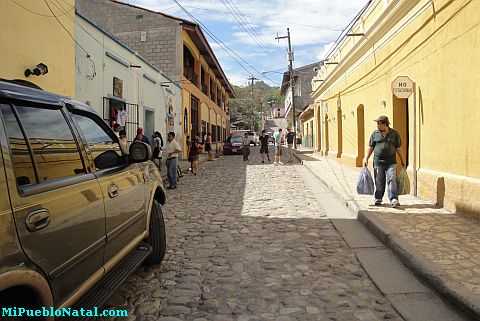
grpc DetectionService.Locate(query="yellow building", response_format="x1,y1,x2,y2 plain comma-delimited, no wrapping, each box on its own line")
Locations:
0,0,76,96
312,0,480,217
298,107,315,148
182,28,235,158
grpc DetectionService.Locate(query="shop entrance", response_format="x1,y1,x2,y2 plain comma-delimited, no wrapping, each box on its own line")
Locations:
144,109,155,140
337,107,343,158
191,95,199,138
392,95,409,170
103,97,139,143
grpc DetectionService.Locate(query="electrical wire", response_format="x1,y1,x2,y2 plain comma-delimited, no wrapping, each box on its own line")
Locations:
171,0,280,86
221,0,285,67
47,0,97,78
8,0,72,17
161,5,342,31
322,0,373,62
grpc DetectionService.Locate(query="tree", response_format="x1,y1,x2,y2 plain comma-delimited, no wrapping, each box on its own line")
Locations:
229,82,284,131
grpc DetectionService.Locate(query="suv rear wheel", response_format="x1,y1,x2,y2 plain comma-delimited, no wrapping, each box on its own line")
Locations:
144,200,166,265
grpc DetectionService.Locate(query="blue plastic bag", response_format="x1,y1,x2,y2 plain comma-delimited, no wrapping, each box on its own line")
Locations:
357,167,375,195
397,168,410,195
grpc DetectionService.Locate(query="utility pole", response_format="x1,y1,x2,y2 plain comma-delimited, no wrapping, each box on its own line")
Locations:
276,28,296,148
247,75,258,130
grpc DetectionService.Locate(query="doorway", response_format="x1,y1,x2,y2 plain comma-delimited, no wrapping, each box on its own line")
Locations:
144,108,155,140
337,108,343,158
356,105,365,167
392,95,409,170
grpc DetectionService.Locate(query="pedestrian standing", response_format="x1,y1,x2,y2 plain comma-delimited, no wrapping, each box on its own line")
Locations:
134,127,150,144
273,128,284,165
186,135,192,172
259,130,270,163
286,127,295,164
363,116,405,207
119,129,128,154
166,132,182,189
242,132,250,161
205,132,213,161
188,133,203,175
152,131,163,171
113,123,121,137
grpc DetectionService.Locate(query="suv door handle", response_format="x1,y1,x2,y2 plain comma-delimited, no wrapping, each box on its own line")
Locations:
107,184,119,198
25,209,51,232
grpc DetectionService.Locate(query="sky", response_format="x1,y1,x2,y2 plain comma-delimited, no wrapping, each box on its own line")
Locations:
125,0,368,87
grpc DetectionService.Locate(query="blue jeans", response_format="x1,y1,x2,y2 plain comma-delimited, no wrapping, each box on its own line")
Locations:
166,157,178,188
374,164,398,202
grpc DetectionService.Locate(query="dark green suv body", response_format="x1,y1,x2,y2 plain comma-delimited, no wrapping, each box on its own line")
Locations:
0,80,167,319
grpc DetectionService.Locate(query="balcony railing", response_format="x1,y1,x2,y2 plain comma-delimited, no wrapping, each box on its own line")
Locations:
183,67,198,86
202,83,208,95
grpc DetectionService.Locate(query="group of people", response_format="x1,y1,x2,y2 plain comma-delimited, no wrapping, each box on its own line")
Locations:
242,128,296,165
112,125,183,190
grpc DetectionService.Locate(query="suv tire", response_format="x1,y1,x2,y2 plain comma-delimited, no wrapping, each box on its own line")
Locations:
144,200,166,265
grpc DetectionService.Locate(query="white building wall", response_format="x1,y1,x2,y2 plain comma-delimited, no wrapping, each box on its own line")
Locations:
75,13,181,143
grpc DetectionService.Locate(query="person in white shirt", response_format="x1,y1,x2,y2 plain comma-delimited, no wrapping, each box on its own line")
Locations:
166,132,182,189
113,123,121,137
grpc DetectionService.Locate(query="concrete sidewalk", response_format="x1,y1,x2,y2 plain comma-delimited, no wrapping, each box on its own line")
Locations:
293,148,480,320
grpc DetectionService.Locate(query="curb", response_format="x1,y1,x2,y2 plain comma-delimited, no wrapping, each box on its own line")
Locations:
358,210,480,320
294,151,480,320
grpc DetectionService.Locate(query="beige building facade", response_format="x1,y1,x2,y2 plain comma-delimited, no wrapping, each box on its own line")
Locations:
312,0,480,216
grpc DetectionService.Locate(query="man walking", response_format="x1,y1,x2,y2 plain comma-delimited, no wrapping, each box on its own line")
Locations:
363,116,405,207
242,132,250,161
259,130,270,163
285,127,295,164
273,128,284,165
166,132,182,189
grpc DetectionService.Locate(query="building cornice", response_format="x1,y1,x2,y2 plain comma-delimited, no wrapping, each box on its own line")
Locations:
312,0,423,99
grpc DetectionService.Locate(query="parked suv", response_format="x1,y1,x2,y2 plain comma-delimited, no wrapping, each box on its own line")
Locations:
247,132,259,146
0,80,167,318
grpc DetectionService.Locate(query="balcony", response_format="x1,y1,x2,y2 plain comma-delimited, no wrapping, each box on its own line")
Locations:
183,67,198,86
202,83,208,95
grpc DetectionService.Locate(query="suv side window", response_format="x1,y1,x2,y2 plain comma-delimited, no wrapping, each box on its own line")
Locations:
1,103,86,185
0,104,37,186
71,113,125,170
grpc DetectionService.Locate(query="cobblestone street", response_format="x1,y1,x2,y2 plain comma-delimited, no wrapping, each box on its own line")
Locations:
109,149,402,321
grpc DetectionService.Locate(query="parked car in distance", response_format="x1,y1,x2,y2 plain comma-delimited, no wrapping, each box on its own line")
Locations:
0,79,167,317
223,135,244,154
247,132,259,146
267,132,274,143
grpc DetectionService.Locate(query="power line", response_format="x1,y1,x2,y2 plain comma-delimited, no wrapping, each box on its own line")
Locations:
161,5,342,31
221,0,285,67
48,0,99,78
322,0,372,62
170,0,280,86
8,0,72,17
43,0,90,58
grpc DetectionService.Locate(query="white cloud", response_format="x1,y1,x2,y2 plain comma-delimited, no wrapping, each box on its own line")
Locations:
124,0,369,83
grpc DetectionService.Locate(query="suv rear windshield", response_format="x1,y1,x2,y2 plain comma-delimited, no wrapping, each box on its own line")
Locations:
231,136,243,143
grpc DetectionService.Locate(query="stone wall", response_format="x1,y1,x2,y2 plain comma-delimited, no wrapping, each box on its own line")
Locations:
77,0,182,78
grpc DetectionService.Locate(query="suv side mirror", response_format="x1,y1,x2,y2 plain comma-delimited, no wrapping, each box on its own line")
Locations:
94,150,123,169
129,142,151,163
